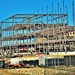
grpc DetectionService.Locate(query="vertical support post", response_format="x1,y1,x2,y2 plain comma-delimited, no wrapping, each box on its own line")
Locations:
63,0,65,14
72,1,74,25
46,5,49,67
57,3,59,67
52,3,56,75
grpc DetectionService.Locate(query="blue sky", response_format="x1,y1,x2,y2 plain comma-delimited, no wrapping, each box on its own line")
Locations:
0,0,74,25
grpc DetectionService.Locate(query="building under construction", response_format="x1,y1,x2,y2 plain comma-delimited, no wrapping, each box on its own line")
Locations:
0,1,75,53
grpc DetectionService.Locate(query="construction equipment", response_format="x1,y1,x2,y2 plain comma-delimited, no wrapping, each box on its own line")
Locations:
8,58,25,68
0,58,25,69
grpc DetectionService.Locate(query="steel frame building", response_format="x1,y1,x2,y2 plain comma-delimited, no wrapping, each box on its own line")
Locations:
0,1,75,53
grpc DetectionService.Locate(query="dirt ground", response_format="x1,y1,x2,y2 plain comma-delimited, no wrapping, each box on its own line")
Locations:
0,67,75,75
0,68,44,75
0,69,18,75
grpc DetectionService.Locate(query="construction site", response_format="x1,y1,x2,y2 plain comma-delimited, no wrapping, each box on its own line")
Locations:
0,0,75,75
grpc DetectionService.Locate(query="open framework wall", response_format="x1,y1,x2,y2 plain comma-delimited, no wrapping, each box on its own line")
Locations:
0,14,74,52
